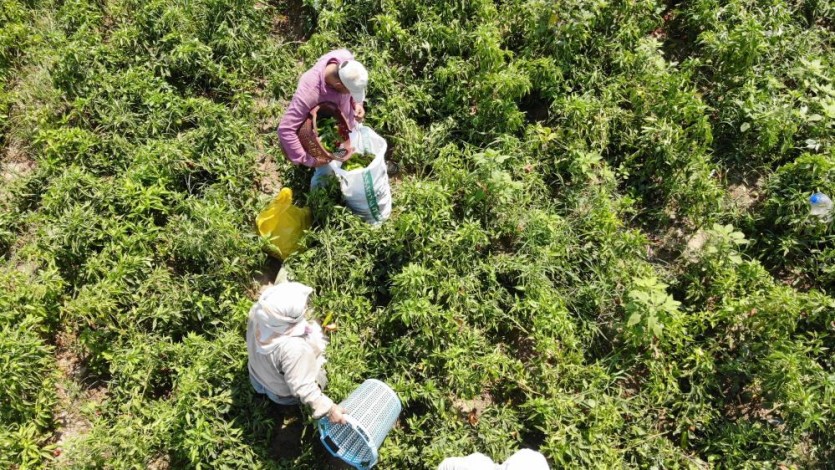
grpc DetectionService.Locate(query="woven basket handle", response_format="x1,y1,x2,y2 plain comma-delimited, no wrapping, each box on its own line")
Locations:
320,414,371,452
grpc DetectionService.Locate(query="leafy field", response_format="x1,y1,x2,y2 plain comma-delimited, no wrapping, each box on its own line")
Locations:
1,0,834,468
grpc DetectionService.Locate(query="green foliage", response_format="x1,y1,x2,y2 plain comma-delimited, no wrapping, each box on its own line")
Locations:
1,0,834,468
624,276,683,345
750,152,835,289
0,422,56,469
0,0,32,72
0,267,61,468
679,224,766,309
0,319,56,429
677,0,835,166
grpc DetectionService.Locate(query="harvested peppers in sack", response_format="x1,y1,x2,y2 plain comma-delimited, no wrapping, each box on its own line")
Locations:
342,151,375,171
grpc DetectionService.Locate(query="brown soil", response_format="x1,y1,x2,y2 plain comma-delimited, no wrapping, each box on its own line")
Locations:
257,152,283,196
452,393,494,426
646,226,687,265
51,331,108,461
254,95,283,133
1,138,35,183
683,228,710,262
250,87,286,297
146,454,171,470
251,87,285,197
728,177,765,212
262,0,311,42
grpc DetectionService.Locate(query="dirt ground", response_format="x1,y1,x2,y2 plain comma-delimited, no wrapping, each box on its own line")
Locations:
52,331,108,462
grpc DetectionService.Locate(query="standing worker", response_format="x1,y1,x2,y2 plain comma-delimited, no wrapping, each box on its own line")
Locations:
246,280,347,424
278,49,368,167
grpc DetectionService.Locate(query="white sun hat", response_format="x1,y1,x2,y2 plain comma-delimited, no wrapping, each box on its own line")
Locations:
251,281,315,354
338,59,368,104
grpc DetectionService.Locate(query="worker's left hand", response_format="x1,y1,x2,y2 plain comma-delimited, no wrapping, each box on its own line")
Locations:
354,102,365,122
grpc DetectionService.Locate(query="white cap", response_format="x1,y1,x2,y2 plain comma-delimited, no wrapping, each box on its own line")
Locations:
437,453,495,470
500,449,549,470
338,60,368,104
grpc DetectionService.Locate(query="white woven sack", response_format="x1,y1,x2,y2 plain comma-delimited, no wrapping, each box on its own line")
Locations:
311,125,391,224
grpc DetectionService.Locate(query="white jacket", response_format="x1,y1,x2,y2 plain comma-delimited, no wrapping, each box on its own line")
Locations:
246,316,334,419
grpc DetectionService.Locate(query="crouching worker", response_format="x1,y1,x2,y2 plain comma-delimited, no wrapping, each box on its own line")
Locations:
247,281,347,425
278,48,368,168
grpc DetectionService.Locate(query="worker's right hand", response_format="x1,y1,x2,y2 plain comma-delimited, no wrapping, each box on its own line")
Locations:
328,405,348,425
354,102,365,122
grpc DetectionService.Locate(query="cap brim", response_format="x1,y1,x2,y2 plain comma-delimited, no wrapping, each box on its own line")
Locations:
349,89,365,104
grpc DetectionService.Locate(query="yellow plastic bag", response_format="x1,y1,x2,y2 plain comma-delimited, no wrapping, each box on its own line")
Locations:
256,187,312,260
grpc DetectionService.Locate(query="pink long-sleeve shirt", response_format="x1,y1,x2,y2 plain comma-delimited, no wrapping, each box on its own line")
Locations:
278,49,359,167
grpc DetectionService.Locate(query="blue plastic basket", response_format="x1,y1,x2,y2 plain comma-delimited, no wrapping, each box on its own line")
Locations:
318,379,402,469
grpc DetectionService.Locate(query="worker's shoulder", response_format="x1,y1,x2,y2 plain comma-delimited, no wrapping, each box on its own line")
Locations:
319,48,354,63
276,336,315,359
297,67,320,88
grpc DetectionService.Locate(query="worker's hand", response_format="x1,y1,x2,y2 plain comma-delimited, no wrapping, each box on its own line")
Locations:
333,141,354,162
339,140,354,154
354,102,365,122
328,405,348,425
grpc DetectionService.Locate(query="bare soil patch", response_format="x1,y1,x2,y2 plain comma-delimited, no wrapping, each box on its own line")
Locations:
645,226,687,265
683,228,710,262
264,0,312,42
147,453,171,470
453,393,494,426
1,138,35,183
728,177,765,212
257,152,283,196
51,331,108,459
1,160,34,182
